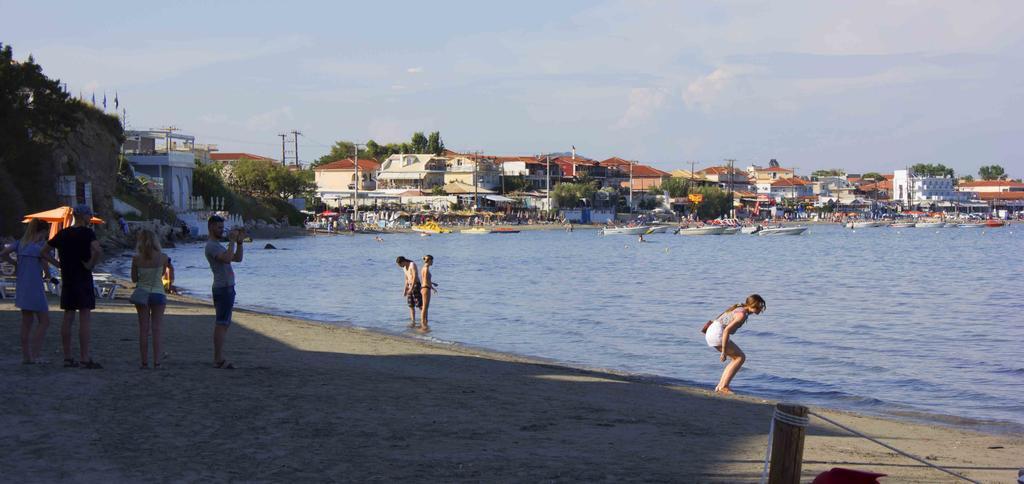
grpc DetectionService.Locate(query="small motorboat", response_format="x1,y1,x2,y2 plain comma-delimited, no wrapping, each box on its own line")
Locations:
915,221,945,228
720,226,741,235
849,221,883,229
645,225,670,234
460,227,491,234
677,226,726,236
756,226,809,236
957,223,985,228
602,226,651,235
985,220,1006,228
741,225,762,234
890,222,916,228
492,227,520,234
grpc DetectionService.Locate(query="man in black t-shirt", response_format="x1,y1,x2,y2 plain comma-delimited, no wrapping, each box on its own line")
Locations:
43,205,103,369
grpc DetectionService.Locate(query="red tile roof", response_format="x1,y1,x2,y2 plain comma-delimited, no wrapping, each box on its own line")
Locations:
755,166,793,173
314,158,381,171
599,157,632,167
770,177,810,187
699,166,746,176
210,152,278,163
629,164,671,177
976,191,1024,200
959,180,1024,188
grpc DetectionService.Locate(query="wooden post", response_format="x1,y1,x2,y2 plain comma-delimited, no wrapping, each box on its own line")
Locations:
768,403,808,484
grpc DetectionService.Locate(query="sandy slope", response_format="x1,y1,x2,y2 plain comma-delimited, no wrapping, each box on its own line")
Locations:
0,298,1019,482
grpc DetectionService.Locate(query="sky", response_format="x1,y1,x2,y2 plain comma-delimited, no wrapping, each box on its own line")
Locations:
3,0,1023,177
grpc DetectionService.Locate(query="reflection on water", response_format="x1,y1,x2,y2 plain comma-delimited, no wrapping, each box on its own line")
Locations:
160,225,1024,427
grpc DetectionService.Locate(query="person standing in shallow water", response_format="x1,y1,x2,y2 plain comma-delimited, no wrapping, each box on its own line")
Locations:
703,294,766,395
395,256,421,328
419,255,438,332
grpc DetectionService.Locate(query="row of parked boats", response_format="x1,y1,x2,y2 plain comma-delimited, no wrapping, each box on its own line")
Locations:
845,220,1006,229
601,224,809,236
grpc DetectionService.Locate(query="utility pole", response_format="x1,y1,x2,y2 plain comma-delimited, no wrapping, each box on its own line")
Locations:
278,134,287,165
352,143,365,221
291,130,303,167
628,160,634,213
725,158,736,218
546,155,551,212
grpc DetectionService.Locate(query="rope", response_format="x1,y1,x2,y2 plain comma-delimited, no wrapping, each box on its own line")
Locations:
807,410,980,484
760,408,809,484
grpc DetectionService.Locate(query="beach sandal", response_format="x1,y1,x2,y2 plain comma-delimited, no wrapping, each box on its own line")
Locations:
63,358,78,368
214,360,235,370
80,360,103,370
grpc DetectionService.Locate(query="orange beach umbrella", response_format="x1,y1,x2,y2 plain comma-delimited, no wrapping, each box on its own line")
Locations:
22,206,104,239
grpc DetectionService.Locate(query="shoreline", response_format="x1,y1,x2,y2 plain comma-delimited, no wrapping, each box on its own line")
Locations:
1,295,1020,481
187,291,1024,437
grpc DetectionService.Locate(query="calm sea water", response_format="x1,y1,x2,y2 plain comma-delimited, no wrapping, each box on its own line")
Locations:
155,225,1024,429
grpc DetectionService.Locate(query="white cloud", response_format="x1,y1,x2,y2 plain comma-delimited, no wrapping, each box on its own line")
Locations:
682,65,762,112
245,106,294,132
614,87,670,129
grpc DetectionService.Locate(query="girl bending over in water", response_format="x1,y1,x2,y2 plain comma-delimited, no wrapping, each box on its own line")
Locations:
704,294,765,394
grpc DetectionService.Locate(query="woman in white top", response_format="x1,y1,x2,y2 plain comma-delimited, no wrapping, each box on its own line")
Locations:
130,230,169,369
704,294,766,394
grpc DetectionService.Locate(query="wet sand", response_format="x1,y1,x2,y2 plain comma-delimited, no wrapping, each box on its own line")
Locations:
1,297,1020,482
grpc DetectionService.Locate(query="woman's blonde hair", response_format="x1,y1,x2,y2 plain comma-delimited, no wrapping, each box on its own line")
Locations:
727,294,766,312
21,219,48,246
135,229,162,260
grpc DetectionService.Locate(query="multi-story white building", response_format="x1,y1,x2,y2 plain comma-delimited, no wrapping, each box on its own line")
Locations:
892,169,971,205
123,129,196,211
376,154,446,191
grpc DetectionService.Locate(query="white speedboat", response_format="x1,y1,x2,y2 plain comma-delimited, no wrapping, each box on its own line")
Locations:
757,226,809,236
678,226,726,235
958,223,985,228
645,225,670,234
915,221,945,228
720,227,741,235
601,226,651,235
849,221,883,229
741,226,762,234
890,222,915,228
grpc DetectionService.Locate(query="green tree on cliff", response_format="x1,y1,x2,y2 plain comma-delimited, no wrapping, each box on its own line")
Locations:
978,164,1007,180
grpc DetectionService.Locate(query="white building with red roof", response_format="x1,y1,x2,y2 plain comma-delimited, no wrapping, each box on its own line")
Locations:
313,158,382,208
956,180,1024,193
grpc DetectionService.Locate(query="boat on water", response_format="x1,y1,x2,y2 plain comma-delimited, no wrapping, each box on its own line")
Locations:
645,225,670,234
602,226,651,235
677,226,726,236
460,227,491,234
848,221,884,229
720,226,741,235
412,221,451,234
492,227,520,234
890,222,916,228
756,226,809,236
957,223,985,228
740,225,762,234
985,220,1006,228
915,221,945,228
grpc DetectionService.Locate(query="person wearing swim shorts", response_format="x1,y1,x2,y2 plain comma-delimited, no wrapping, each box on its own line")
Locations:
396,256,421,328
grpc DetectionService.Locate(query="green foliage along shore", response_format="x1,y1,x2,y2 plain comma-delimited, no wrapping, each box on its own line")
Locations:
312,131,445,167
193,159,312,225
0,43,124,237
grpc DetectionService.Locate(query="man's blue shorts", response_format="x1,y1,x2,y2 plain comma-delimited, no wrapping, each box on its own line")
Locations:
212,286,235,327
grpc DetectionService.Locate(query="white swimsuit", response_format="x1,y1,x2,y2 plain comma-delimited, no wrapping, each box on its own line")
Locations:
705,308,747,348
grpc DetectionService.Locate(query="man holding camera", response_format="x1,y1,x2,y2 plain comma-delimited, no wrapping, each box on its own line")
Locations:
205,215,243,369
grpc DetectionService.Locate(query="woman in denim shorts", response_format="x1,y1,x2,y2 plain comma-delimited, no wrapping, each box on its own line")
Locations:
130,230,169,369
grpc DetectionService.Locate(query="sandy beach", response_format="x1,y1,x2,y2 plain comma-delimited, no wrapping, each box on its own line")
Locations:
1,297,1020,482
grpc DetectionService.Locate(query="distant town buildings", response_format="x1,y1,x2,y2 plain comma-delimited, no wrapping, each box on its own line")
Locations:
123,129,196,211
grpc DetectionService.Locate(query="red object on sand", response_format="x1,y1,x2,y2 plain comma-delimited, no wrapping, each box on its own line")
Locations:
812,467,887,484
